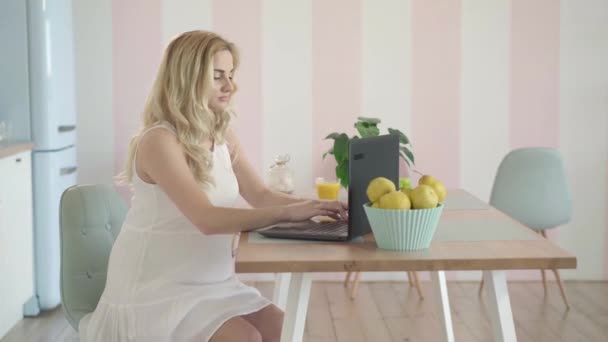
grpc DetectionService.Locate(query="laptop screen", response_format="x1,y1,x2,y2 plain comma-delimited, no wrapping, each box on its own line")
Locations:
347,134,400,239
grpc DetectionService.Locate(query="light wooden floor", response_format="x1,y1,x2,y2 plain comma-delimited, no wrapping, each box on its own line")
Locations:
2,280,607,341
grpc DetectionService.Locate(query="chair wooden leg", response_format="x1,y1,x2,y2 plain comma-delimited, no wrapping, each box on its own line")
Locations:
344,271,353,288
350,272,362,300
412,271,424,299
539,230,548,293
478,277,484,296
541,269,547,292
551,268,570,309
538,228,569,308
407,271,414,287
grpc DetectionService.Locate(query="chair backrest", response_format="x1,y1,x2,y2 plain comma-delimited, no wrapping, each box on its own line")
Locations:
490,147,572,230
59,184,127,330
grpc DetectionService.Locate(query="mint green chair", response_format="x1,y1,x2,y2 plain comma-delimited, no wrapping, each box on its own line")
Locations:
479,147,572,308
59,184,127,330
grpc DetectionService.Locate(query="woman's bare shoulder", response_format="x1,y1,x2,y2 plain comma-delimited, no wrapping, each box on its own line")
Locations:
136,126,183,181
139,126,181,156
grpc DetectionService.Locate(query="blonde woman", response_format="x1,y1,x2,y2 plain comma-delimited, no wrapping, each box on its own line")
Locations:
80,30,347,342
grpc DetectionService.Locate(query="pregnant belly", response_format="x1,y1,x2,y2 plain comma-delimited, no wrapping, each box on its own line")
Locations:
140,233,235,284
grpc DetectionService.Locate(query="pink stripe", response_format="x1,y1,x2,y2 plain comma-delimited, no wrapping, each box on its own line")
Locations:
411,1,461,281
411,0,461,189
112,0,163,199
510,0,560,149
212,0,263,175
605,158,608,279
509,0,560,281
312,0,362,183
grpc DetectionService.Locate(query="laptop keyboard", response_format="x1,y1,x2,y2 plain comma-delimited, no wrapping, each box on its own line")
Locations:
263,220,348,236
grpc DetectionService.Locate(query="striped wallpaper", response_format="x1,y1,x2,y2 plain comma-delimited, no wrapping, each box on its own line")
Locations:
74,0,608,280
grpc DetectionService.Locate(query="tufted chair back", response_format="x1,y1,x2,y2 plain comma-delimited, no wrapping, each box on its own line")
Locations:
59,184,127,330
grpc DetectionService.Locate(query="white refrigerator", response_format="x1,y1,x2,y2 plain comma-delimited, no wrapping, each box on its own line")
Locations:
23,0,78,315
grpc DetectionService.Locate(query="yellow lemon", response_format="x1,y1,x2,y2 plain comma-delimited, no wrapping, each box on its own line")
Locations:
366,177,396,203
419,174,447,202
432,181,447,202
418,175,438,186
410,185,439,209
377,190,411,210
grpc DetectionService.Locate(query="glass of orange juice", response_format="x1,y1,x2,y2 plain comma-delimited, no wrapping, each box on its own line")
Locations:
315,177,341,200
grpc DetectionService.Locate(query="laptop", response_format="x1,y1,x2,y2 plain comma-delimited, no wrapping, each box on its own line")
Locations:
256,134,399,241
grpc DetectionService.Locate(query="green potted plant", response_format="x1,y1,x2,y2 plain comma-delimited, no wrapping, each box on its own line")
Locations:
323,117,415,188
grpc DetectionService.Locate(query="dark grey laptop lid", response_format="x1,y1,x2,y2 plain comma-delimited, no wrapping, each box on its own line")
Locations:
348,134,400,239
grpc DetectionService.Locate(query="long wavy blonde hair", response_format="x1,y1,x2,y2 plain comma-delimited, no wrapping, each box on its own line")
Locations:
116,30,239,188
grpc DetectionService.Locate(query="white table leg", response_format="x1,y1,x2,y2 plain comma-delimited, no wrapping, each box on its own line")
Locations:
483,270,517,342
431,271,455,342
280,273,312,342
273,273,292,311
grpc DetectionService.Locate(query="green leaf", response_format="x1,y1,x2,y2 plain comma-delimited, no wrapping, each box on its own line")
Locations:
322,147,334,160
399,151,412,167
388,128,410,145
355,121,380,137
357,116,381,124
400,146,415,164
336,161,349,188
333,133,349,162
325,132,341,140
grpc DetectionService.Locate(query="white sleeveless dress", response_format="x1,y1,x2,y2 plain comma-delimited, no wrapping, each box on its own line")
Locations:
80,123,271,342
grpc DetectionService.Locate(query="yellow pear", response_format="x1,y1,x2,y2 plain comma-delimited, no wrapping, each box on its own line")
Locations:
401,188,412,198
410,185,439,209
366,177,396,203
377,190,411,210
372,202,380,208
419,174,447,202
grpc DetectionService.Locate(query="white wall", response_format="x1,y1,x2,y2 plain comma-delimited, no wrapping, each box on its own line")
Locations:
73,0,608,281
73,0,114,186
557,0,608,280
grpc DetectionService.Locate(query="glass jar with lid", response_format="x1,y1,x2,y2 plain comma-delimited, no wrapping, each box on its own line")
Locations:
267,153,295,194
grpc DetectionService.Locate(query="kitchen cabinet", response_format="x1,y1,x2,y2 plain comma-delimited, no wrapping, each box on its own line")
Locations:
0,151,34,338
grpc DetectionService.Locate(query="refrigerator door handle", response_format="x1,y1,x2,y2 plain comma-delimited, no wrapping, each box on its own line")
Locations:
58,125,76,133
59,166,78,176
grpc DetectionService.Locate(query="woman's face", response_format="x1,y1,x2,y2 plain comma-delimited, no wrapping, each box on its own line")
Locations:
209,49,235,113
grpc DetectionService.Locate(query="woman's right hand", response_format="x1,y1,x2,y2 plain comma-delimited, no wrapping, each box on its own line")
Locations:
281,200,348,222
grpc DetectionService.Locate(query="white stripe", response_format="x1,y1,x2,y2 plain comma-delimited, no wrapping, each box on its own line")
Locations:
457,0,510,282
460,0,510,202
262,0,313,194
73,0,114,184
161,0,212,47
359,0,412,283
362,0,411,155
558,0,608,280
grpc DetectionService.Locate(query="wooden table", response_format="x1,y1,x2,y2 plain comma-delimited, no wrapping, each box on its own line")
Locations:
235,189,576,342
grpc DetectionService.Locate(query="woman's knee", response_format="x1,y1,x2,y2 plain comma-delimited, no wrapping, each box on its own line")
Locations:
243,326,263,342
267,306,284,337
209,316,262,342
242,304,283,341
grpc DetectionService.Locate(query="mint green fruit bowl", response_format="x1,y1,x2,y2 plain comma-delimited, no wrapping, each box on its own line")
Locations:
363,203,444,251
